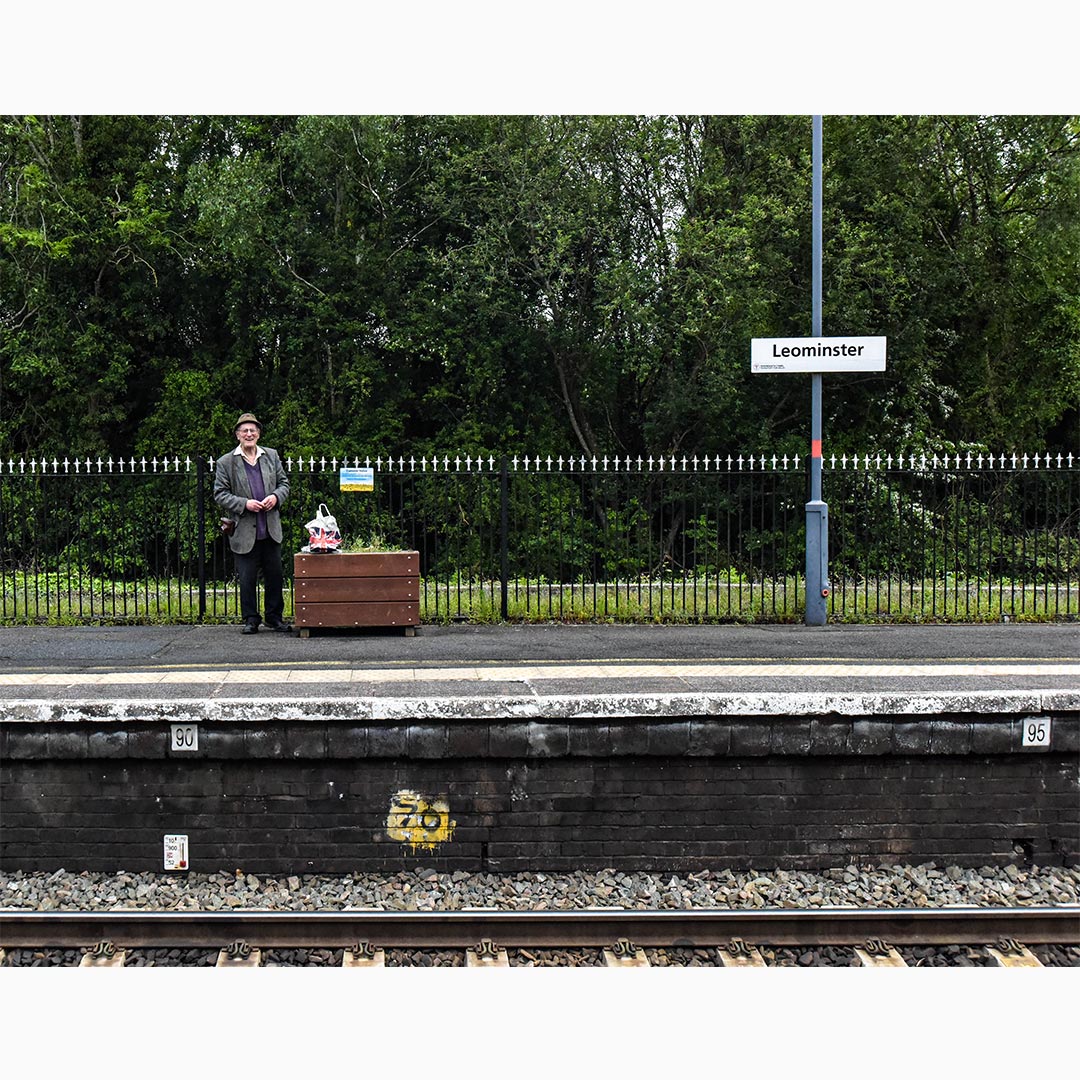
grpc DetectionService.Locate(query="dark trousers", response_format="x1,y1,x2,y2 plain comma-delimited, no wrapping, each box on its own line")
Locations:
234,538,284,626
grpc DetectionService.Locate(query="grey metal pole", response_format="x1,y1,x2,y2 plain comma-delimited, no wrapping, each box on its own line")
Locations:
197,454,207,621
805,115,829,625
500,455,509,621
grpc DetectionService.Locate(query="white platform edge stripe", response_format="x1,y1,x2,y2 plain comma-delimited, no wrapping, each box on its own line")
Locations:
1,662,1079,687
1,689,1078,722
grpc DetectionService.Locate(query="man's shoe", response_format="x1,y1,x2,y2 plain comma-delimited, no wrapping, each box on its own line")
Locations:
241,622,259,634
267,621,292,633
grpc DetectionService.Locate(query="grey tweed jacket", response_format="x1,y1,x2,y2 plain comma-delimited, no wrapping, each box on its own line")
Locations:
213,446,290,554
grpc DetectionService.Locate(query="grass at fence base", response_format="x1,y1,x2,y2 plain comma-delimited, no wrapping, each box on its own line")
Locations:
416,579,1079,625
0,571,1076,625
0,572,251,625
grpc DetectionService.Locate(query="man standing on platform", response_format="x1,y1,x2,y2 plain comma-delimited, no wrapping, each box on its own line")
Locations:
214,412,291,634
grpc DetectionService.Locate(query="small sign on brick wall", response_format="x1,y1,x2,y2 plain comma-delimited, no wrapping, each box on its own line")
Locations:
170,723,198,751
1021,717,1052,748
386,790,455,852
164,834,189,870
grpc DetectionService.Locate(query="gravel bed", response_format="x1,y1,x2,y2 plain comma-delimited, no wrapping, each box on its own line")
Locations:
262,948,343,967
2,949,83,967
646,947,720,967
509,948,605,967
3,863,1076,968
385,949,465,967
124,949,218,967
899,945,997,967
761,946,861,967
1030,945,1080,967
3,863,1077,914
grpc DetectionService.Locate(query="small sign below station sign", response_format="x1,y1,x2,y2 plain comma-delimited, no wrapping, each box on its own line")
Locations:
752,336,887,373
340,467,375,492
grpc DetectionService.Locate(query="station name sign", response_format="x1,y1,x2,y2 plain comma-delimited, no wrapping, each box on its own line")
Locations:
751,336,887,373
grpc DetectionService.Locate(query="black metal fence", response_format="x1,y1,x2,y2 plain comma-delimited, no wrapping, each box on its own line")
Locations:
0,451,1077,624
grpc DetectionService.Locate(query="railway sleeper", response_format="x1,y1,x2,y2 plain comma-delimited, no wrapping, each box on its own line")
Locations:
467,938,510,967
855,938,908,968
985,938,1043,968
717,937,767,967
342,941,384,968
604,938,650,967
216,940,261,968
79,941,125,968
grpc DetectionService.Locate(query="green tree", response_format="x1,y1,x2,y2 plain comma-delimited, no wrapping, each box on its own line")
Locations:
3,115,1077,460
0,115,192,455
823,115,1080,451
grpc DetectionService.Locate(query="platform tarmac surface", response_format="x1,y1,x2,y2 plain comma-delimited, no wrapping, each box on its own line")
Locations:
0,624,1077,720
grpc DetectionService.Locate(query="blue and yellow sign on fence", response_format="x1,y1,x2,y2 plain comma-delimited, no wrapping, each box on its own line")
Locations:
339,467,374,492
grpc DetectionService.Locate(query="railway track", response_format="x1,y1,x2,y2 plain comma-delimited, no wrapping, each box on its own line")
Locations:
3,905,1077,967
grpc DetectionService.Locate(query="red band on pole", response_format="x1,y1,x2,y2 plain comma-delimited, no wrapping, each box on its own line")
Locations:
811,439,822,458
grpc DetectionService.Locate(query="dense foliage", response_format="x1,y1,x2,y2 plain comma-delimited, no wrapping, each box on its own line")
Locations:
2,115,1077,460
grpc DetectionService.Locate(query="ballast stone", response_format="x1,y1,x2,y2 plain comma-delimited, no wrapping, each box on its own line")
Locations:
2,863,1078,915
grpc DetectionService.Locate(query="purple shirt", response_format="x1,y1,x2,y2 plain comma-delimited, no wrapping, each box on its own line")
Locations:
243,458,269,540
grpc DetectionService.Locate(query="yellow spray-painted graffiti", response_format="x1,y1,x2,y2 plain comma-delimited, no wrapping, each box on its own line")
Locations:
386,790,456,852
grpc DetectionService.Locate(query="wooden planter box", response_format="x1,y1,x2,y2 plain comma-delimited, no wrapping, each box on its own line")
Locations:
293,551,420,636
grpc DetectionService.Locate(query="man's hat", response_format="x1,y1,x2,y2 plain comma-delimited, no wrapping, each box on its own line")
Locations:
235,412,262,432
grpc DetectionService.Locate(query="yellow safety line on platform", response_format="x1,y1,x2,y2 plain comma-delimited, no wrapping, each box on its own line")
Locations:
7,653,1076,675
0,661,1078,686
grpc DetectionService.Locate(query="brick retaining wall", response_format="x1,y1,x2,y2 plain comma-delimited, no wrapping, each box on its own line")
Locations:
2,713,1077,873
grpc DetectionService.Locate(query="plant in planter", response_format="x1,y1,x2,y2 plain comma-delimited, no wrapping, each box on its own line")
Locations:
293,532,420,637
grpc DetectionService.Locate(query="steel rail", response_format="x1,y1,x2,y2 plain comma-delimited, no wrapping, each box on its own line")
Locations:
2,905,1077,949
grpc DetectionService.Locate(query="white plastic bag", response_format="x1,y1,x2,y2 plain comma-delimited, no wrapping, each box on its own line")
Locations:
302,502,342,552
